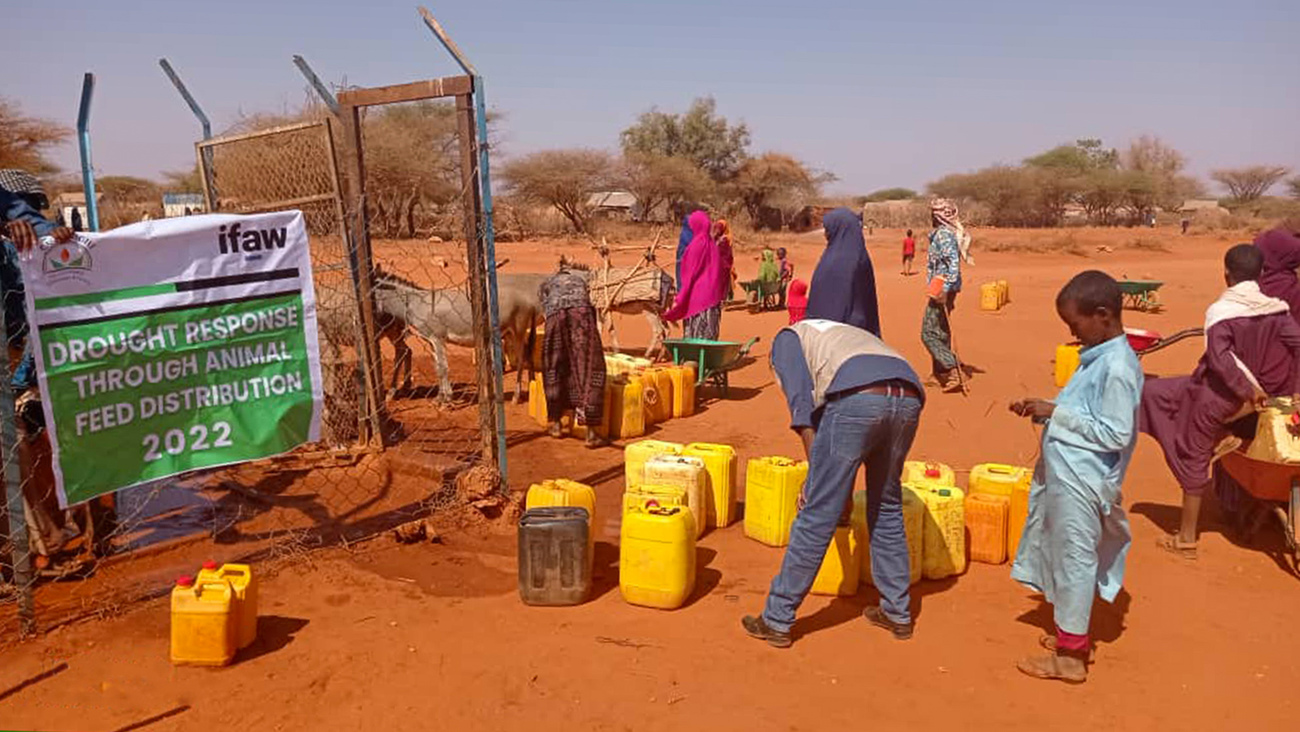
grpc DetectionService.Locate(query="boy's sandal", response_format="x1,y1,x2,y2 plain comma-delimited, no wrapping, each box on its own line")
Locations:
1016,653,1087,684
1156,533,1198,560
1038,635,1096,661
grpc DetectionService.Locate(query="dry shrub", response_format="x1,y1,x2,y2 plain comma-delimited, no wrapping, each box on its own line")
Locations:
982,232,1088,257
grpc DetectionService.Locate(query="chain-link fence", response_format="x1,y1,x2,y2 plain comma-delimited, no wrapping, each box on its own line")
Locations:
1,81,511,648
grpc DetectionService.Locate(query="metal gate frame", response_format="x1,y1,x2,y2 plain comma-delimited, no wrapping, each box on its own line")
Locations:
332,74,504,470
195,117,386,445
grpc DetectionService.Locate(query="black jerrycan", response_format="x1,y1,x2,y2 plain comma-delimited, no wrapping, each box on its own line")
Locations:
517,507,591,606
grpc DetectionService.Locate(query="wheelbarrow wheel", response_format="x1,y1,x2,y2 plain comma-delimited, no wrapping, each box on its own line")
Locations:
1290,479,1300,563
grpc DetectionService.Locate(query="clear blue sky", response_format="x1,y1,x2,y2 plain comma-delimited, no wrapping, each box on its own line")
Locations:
10,0,1300,195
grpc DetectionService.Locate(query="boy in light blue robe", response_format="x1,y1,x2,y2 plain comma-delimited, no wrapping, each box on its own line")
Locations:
1009,271,1143,684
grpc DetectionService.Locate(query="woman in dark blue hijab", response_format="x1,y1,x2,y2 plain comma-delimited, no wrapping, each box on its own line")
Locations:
675,212,694,287
805,207,881,336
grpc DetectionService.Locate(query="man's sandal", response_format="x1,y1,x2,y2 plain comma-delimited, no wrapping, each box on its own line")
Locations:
1016,651,1088,684
1156,533,1198,560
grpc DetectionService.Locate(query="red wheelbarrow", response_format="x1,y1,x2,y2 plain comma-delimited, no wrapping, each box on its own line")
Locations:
1218,450,1300,573
1125,326,1203,357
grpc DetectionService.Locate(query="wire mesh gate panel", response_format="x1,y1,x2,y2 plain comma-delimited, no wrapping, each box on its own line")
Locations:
1,88,507,646
197,118,382,446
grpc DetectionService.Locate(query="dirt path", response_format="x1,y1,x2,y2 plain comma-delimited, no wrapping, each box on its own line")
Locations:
4,227,1299,731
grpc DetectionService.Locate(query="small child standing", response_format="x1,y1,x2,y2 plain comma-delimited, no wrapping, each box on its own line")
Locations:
786,279,808,324
902,229,916,275
776,247,794,308
1008,271,1143,683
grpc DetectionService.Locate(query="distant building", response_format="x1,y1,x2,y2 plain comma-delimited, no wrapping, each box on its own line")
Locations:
163,193,206,218
1179,199,1230,215
53,191,104,228
588,191,639,220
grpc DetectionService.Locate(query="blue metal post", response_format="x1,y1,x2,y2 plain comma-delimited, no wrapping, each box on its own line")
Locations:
418,7,508,483
159,59,217,210
76,73,99,232
292,55,341,116
471,75,508,477
158,59,211,139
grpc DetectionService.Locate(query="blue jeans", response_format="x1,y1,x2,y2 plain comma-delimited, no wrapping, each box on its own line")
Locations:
762,390,921,633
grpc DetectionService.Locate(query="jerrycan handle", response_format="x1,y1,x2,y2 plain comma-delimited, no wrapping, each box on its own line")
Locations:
196,580,231,599
643,500,679,517
987,464,1016,475
221,565,250,580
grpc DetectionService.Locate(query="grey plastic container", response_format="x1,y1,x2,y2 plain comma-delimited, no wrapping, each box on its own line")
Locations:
517,507,591,606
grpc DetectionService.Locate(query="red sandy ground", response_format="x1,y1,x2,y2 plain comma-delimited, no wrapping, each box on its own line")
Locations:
4,227,1299,731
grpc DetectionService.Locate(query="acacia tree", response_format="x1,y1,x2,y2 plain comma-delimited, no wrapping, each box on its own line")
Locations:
0,97,71,174
617,153,711,221
862,187,917,203
500,149,615,233
1211,165,1291,203
620,97,751,182
730,153,824,223
1121,135,1202,211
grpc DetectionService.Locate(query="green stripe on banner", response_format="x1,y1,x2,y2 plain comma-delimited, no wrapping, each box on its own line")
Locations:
35,283,178,310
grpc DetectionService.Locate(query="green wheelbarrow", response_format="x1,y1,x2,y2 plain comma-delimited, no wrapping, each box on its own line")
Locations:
1117,279,1164,312
661,337,760,397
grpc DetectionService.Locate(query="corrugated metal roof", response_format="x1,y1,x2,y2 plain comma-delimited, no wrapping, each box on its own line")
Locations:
162,192,205,205
588,191,637,209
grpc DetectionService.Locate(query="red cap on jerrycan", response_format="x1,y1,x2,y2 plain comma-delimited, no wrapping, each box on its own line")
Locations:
925,464,941,479
176,575,195,587
201,560,218,571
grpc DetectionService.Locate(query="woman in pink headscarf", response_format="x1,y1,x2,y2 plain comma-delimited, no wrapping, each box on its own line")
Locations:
664,210,731,340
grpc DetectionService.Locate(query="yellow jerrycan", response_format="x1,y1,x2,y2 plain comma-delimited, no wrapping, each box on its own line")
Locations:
683,442,738,528
198,561,258,649
1055,344,1081,388
980,282,1001,311
997,279,1010,306
527,480,598,558
852,488,924,586
640,368,675,425
623,439,685,490
620,504,697,610
622,484,688,518
910,483,967,580
902,461,955,489
669,363,697,418
965,493,1010,565
1008,476,1032,560
810,524,861,596
608,377,646,440
644,455,708,538
170,575,236,666
743,457,808,547
969,463,1031,499
529,374,549,427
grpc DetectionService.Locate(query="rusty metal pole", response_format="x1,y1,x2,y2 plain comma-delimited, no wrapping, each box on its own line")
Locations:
335,104,388,445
